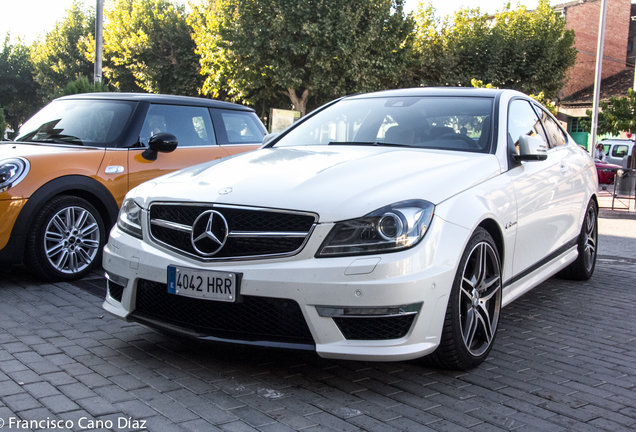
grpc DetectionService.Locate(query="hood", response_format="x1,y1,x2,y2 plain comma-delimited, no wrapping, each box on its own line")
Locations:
0,142,106,199
133,146,502,222
0,142,105,158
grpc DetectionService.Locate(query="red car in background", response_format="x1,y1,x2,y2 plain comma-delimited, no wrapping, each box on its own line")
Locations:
595,159,621,184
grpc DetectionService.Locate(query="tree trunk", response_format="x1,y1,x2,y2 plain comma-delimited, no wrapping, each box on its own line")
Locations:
286,88,310,116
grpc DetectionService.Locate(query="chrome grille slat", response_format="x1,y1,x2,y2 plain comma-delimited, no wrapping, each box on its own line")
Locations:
148,203,318,261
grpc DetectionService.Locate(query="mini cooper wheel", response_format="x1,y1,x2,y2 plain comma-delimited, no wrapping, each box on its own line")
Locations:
27,196,105,281
557,199,598,281
428,227,502,370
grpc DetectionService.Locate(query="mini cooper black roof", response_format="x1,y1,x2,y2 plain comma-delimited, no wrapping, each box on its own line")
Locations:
57,92,256,112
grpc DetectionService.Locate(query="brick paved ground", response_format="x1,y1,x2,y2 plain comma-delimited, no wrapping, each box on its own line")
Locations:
1,258,635,431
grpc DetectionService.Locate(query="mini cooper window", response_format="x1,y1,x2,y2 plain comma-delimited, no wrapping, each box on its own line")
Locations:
140,105,216,148
210,110,268,145
15,100,135,147
274,97,494,153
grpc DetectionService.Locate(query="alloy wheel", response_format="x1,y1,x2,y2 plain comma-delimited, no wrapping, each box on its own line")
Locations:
43,206,101,275
582,205,597,274
459,241,502,357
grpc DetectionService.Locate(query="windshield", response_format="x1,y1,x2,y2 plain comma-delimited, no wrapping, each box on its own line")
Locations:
15,99,136,147
274,96,495,153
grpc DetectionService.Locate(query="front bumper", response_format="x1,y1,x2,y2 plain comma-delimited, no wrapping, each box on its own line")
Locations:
102,215,469,361
0,198,27,263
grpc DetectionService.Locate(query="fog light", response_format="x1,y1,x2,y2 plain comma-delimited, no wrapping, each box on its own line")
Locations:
315,303,421,318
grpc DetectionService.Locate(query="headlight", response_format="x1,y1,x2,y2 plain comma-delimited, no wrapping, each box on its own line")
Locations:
316,200,434,257
117,198,143,239
0,157,30,193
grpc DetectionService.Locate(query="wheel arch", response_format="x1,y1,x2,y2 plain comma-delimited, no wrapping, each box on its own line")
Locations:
12,175,119,239
477,218,505,269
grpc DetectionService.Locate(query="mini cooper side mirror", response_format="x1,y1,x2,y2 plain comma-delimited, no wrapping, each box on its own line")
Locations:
142,133,178,161
514,135,548,162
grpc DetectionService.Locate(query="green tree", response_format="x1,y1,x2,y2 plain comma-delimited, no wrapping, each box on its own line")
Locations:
414,1,576,99
581,89,636,135
0,34,41,132
53,76,111,98
190,0,414,115
0,106,7,139
30,0,95,99
94,0,202,95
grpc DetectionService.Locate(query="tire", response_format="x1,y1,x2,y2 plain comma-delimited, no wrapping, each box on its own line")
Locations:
556,200,598,281
27,195,105,282
427,227,502,370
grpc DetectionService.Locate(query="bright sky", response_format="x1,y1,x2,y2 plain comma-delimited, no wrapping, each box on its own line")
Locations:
1,0,576,45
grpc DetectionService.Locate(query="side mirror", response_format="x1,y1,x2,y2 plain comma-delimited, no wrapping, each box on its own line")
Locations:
514,135,548,162
142,133,178,161
261,133,280,147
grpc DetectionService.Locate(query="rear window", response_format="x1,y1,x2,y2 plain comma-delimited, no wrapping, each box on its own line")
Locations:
16,99,136,148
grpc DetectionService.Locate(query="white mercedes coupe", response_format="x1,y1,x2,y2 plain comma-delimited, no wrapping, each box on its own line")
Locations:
102,88,598,370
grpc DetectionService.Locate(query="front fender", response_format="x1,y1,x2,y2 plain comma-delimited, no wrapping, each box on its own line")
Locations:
434,173,515,281
11,175,119,238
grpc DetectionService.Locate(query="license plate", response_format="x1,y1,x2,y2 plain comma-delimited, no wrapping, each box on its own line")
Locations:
167,265,240,302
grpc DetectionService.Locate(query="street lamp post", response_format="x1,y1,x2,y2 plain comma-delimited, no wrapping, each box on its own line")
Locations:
590,0,608,156
94,0,103,84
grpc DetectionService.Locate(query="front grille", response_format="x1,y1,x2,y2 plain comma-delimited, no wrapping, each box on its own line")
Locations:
149,203,317,261
333,316,415,340
132,279,314,344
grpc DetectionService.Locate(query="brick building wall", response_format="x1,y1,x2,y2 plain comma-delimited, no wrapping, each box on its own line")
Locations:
558,0,631,99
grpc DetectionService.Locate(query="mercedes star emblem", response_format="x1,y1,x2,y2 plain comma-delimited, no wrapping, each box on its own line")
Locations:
191,210,229,256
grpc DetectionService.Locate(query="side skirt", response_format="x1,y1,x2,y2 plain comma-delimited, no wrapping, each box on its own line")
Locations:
502,243,578,308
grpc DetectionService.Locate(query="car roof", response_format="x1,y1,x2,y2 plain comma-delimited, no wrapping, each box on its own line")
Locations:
55,92,256,112
344,87,513,100
599,138,634,144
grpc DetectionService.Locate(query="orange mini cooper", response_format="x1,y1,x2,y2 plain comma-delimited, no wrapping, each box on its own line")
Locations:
0,93,266,281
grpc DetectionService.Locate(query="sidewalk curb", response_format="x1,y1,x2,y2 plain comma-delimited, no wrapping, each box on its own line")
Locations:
599,208,636,219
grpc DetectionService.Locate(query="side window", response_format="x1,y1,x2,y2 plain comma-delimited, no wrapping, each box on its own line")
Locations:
140,105,216,148
211,110,266,144
535,107,566,148
613,145,629,158
508,100,547,152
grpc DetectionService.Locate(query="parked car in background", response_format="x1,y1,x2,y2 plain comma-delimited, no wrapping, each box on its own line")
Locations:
598,138,635,167
595,159,621,184
0,93,266,281
102,88,598,370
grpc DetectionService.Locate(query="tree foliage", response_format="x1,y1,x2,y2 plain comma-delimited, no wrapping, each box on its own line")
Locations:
581,89,636,135
54,76,111,98
30,0,95,100
95,0,203,95
0,106,7,139
0,34,40,131
190,0,414,115
414,1,576,99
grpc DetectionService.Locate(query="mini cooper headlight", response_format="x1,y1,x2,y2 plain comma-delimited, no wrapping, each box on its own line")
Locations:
0,157,30,193
316,200,435,257
117,198,143,239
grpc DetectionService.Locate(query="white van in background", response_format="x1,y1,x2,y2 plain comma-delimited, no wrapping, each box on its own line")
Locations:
599,138,635,167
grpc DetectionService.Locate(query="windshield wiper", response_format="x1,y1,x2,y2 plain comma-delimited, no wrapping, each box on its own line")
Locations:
329,141,377,146
328,141,412,148
27,135,84,146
